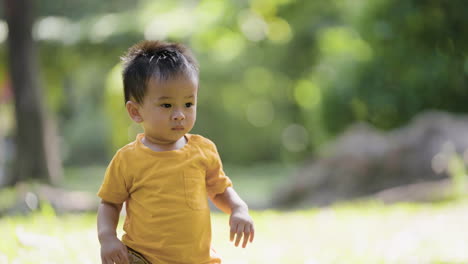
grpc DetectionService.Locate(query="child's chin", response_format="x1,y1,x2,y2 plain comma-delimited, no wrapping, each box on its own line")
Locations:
169,131,187,139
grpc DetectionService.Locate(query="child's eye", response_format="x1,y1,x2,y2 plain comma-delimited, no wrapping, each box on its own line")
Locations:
185,103,194,108
161,104,172,108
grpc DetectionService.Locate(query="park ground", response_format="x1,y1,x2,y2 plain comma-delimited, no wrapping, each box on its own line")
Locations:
1,164,467,264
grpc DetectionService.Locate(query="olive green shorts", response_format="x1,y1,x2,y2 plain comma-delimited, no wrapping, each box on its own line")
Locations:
127,247,151,264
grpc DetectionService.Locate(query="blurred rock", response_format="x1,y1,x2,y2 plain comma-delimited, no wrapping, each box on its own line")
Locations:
274,111,468,208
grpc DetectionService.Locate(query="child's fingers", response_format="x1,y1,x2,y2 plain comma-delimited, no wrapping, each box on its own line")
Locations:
109,257,116,264
242,225,251,248
115,253,126,264
117,252,128,264
120,249,130,264
113,254,123,264
234,224,244,247
102,255,113,264
230,223,237,242
250,224,255,242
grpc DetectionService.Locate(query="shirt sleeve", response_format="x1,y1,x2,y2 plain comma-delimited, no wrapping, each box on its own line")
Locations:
97,150,130,204
205,140,233,200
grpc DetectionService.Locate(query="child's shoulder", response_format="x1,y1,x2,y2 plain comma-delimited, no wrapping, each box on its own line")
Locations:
112,139,139,158
188,133,217,149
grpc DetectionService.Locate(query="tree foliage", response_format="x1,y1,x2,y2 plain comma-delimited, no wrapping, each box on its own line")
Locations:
1,0,466,166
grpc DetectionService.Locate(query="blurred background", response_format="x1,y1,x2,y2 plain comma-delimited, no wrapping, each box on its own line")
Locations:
1,0,468,263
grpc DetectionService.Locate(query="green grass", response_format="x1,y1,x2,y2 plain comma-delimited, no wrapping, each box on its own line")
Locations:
2,164,467,263
1,199,468,263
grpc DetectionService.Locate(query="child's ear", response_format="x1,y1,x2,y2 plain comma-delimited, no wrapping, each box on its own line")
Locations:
126,101,143,123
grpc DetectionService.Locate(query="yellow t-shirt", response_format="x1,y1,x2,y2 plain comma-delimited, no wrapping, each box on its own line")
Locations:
97,133,233,264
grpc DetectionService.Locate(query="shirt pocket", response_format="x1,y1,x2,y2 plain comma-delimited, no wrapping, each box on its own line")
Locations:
183,170,209,210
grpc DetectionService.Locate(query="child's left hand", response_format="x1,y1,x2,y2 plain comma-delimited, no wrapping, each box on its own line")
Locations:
229,206,254,248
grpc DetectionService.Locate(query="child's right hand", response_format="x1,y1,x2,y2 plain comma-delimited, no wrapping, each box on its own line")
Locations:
100,236,129,264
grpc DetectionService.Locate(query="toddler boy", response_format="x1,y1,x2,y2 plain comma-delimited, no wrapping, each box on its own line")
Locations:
97,41,254,264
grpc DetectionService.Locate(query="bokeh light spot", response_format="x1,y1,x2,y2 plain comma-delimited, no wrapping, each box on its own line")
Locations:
267,17,292,44
318,26,373,61
294,80,321,109
33,16,72,43
90,14,118,43
238,10,268,42
213,31,245,62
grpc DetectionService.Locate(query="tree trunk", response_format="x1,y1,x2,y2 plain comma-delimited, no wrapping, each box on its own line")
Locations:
3,0,62,186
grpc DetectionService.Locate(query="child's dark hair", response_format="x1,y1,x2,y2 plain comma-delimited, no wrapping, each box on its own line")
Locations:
121,40,199,104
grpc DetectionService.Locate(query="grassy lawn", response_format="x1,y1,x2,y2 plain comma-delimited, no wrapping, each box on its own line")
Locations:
2,164,467,263
1,198,468,264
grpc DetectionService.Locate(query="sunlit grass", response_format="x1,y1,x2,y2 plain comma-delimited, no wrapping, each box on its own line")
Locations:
213,199,468,264
0,209,98,264
2,198,468,264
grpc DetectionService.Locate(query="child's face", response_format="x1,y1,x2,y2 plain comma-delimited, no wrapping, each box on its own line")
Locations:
136,74,198,144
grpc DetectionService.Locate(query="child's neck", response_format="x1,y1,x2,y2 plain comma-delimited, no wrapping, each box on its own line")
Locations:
142,135,187,152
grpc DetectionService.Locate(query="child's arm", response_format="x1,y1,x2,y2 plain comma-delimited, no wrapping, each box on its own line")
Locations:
97,200,129,264
212,187,255,248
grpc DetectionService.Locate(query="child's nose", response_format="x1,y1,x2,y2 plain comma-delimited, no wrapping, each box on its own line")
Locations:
172,111,185,121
